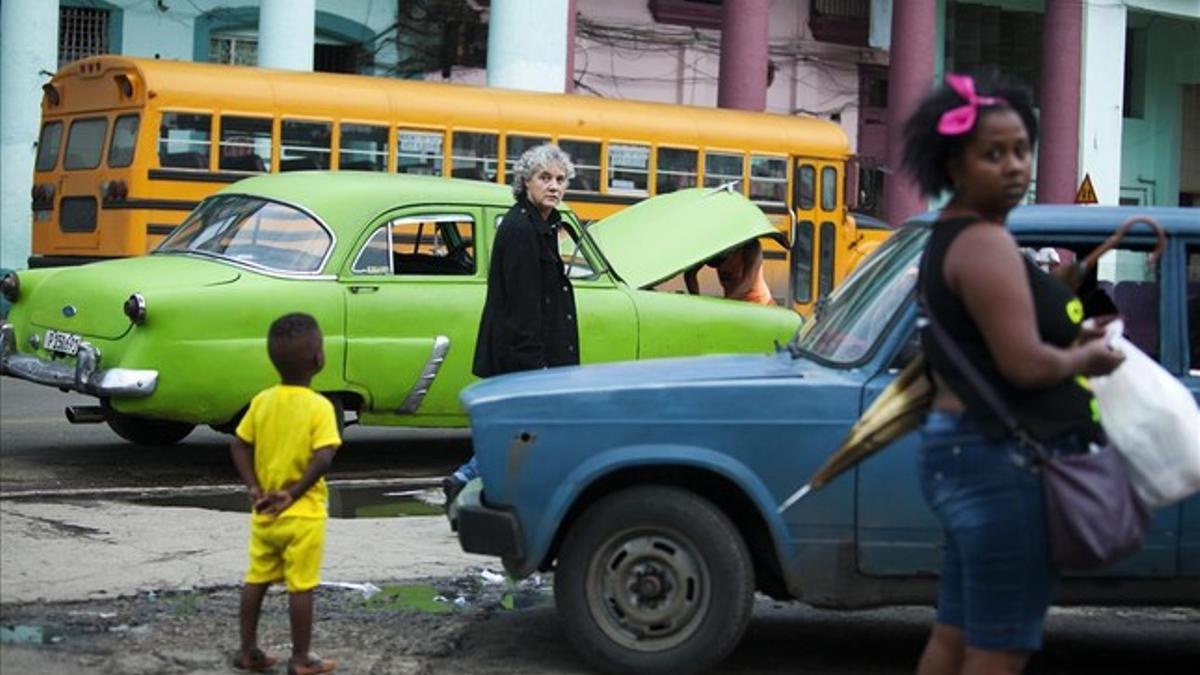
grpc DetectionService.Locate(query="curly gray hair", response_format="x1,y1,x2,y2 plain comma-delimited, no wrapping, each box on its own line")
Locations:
510,143,576,199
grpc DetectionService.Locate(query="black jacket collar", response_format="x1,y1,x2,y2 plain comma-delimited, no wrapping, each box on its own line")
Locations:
519,196,561,235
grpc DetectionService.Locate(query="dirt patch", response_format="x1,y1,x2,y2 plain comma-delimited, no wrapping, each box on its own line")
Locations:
0,573,554,675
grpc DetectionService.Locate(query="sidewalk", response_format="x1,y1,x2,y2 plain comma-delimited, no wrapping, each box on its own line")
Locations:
0,500,485,604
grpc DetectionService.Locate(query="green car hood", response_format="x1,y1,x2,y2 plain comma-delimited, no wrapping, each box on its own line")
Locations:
584,186,787,290
27,254,240,339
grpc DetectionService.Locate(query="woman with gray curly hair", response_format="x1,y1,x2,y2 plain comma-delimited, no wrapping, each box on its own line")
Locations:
443,143,581,504
509,143,576,203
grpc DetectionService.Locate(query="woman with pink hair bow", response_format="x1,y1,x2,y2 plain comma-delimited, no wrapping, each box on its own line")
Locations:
902,74,1124,675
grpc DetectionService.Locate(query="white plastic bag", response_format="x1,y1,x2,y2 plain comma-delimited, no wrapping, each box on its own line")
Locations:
1089,320,1200,508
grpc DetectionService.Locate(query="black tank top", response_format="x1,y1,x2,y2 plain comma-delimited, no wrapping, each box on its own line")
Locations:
919,217,1102,443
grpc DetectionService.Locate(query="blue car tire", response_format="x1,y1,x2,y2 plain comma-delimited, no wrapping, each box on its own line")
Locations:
554,485,755,675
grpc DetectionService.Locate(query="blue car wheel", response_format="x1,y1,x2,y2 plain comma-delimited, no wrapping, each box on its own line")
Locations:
554,485,755,675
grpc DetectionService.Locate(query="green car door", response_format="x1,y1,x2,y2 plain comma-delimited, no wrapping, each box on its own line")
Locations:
342,206,638,427
342,209,488,426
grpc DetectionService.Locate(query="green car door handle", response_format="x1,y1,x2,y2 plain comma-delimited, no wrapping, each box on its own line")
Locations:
349,285,380,294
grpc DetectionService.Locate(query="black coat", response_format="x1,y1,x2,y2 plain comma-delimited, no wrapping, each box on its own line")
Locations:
472,199,580,377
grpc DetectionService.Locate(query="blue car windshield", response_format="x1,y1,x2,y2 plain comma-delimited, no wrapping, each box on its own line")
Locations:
154,195,332,274
792,226,929,365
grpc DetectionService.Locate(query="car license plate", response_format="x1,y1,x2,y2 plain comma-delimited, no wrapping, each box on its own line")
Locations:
44,329,82,356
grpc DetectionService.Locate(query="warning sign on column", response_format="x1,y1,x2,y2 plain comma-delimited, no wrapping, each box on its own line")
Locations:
1075,174,1098,204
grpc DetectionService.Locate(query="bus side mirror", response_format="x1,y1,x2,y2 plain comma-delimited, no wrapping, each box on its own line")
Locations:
42,83,60,107
845,157,860,210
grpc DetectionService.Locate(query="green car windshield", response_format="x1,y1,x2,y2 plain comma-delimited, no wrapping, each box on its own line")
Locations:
155,195,333,274
791,226,928,365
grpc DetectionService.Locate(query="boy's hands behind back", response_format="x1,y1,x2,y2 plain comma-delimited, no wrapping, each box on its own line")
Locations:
254,490,294,516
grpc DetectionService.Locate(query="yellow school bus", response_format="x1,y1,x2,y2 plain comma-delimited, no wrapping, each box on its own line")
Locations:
30,56,889,314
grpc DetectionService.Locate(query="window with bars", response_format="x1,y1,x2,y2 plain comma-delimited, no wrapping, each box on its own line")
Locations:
210,34,258,66
59,7,111,66
946,3,1043,104
810,0,869,47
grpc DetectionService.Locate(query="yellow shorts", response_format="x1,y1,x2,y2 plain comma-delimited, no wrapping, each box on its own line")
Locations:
245,516,325,593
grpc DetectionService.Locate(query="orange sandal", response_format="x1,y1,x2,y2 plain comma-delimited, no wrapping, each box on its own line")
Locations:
287,654,336,675
232,647,278,672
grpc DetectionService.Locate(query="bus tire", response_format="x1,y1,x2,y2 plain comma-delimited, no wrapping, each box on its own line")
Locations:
554,486,754,675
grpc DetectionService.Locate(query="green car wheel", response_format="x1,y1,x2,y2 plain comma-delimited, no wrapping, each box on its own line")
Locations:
103,403,195,446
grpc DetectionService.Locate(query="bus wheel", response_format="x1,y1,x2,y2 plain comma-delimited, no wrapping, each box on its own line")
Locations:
554,486,754,675
104,409,195,446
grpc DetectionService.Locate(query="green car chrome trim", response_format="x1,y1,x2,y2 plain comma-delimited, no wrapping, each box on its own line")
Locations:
0,323,157,397
399,335,451,414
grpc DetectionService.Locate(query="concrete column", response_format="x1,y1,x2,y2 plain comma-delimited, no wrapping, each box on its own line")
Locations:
1079,2,1127,205
487,0,570,93
1,0,59,272
883,0,937,226
717,0,770,111
258,0,314,71
1036,0,1083,204
565,0,577,93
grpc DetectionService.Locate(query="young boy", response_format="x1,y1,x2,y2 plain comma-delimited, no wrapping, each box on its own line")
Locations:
230,313,340,675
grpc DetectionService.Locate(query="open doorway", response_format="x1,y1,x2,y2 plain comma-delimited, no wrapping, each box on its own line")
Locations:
1181,84,1200,206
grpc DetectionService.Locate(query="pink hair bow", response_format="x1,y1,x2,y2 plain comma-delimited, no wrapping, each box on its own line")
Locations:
937,74,1005,136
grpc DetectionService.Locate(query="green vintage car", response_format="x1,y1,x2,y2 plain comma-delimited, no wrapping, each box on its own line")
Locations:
0,172,800,445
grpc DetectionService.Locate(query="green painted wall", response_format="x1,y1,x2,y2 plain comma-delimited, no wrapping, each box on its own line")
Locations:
1120,12,1200,205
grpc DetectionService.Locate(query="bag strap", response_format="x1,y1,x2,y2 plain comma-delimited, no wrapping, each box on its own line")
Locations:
918,247,1047,454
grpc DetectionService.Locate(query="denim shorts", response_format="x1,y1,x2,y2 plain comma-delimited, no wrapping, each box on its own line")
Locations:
919,410,1058,651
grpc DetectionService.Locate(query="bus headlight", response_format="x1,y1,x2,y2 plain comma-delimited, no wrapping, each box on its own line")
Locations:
123,293,146,324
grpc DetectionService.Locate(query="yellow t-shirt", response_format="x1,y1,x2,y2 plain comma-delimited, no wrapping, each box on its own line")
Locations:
235,385,341,523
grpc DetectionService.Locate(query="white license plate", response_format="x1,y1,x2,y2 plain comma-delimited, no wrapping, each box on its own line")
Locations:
44,329,83,356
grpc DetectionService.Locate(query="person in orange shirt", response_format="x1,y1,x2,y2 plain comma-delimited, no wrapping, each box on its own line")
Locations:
684,239,774,305
230,313,341,675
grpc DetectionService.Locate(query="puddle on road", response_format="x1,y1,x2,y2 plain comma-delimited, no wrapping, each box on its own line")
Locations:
130,485,443,519
0,624,63,645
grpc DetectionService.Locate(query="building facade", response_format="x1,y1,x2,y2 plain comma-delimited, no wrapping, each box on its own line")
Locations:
2,0,1196,273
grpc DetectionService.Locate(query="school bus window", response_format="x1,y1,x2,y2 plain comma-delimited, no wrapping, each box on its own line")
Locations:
108,114,139,168
451,131,498,181
219,116,271,173
64,117,108,170
704,151,743,189
35,122,63,171
159,112,212,169
505,134,550,176
559,139,600,191
656,147,697,194
339,123,388,171
792,219,815,304
749,155,787,203
795,163,816,210
821,166,838,211
818,221,836,297
281,119,332,171
608,143,650,194
397,129,443,175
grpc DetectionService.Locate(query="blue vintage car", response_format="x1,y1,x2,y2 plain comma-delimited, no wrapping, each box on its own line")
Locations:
455,205,1200,675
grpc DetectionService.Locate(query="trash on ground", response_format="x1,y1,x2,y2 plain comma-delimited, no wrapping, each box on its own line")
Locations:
321,581,381,599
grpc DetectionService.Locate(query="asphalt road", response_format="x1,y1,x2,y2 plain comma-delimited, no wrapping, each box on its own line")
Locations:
2,377,1197,673
0,377,471,493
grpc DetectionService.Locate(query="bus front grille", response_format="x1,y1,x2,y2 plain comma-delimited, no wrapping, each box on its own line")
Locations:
60,197,98,233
